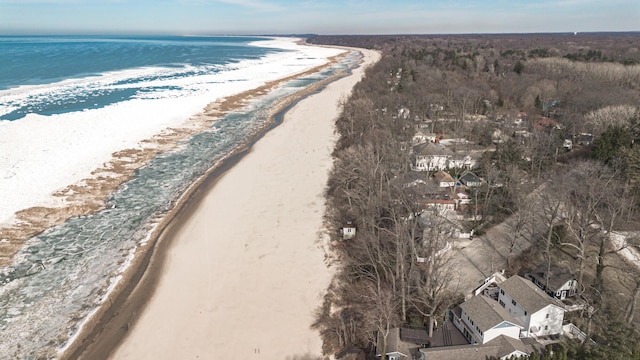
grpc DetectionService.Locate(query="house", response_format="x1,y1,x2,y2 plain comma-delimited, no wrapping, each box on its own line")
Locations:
497,275,566,338
459,171,483,188
415,191,456,214
403,171,430,189
513,130,532,144
447,155,476,170
534,117,561,132
454,190,471,207
419,335,537,360
452,295,522,345
526,264,577,300
376,327,423,360
413,128,438,146
433,171,455,189
423,198,456,213
575,133,594,146
341,221,356,240
563,139,573,151
412,143,453,172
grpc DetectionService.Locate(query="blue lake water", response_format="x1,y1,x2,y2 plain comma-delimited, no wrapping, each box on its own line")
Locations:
0,35,280,120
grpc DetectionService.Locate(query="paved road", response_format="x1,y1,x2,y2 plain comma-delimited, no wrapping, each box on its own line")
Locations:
449,210,539,296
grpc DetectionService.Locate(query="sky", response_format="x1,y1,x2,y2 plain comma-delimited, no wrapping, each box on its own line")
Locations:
0,0,638,35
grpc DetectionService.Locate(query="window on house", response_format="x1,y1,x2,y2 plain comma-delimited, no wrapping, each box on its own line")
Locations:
524,311,527,316
500,289,505,295
546,314,550,319
499,300,505,307
545,325,549,330
512,299,517,306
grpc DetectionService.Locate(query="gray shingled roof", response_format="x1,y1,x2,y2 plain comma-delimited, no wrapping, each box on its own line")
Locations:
419,335,536,360
459,171,481,185
487,334,529,356
459,295,520,332
419,343,499,360
414,142,453,156
499,275,564,313
376,327,417,357
528,264,575,292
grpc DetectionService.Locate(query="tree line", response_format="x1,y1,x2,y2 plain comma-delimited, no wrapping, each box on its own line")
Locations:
308,33,640,359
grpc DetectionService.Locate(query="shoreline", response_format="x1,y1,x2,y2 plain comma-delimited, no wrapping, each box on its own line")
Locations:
59,47,365,360
0,40,345,268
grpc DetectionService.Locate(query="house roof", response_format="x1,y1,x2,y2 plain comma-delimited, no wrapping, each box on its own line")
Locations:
419,335,535,360
499,275,565,313
400,327,430,345
419,343,499,360
434,171,455,183
376,328,414,357
459,171,481,185
486,334,529,356
459,295,520,333
414,128,436,137
343,221,356,229
527,264,575,292
403,170,428,185
534,117,560,131
414,142,453,156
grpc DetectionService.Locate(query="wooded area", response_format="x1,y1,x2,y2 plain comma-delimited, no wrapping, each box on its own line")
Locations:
308,33,640,359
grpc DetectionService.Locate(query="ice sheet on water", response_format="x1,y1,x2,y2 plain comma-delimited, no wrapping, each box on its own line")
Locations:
0,49,361,358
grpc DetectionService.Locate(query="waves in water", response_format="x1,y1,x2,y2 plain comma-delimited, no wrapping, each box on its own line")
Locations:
0,36,279,121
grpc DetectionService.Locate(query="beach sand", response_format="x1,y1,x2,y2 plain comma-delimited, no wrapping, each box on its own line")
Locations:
72,47,379,360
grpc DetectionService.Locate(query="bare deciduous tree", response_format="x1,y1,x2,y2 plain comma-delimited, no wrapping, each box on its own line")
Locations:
409,210,460,337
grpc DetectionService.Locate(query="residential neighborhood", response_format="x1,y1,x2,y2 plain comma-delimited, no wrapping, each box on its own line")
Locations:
310,33,640,360
374,274,576,359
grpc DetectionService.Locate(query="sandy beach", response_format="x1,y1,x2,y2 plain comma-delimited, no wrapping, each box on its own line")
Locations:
66,47,379,359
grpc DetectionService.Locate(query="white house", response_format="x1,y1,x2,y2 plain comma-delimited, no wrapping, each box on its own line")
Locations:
423,198,456,213
412,143,452,172
412,128,438,146
497,276,566,338
413,154,451,172
526,265,577,300
447,155,477,170
453,295,522,345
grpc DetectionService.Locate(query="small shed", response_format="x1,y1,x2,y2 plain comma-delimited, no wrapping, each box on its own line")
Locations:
341,221,356,240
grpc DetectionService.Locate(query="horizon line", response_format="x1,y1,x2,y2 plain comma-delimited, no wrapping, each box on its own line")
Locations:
1,30,640,37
